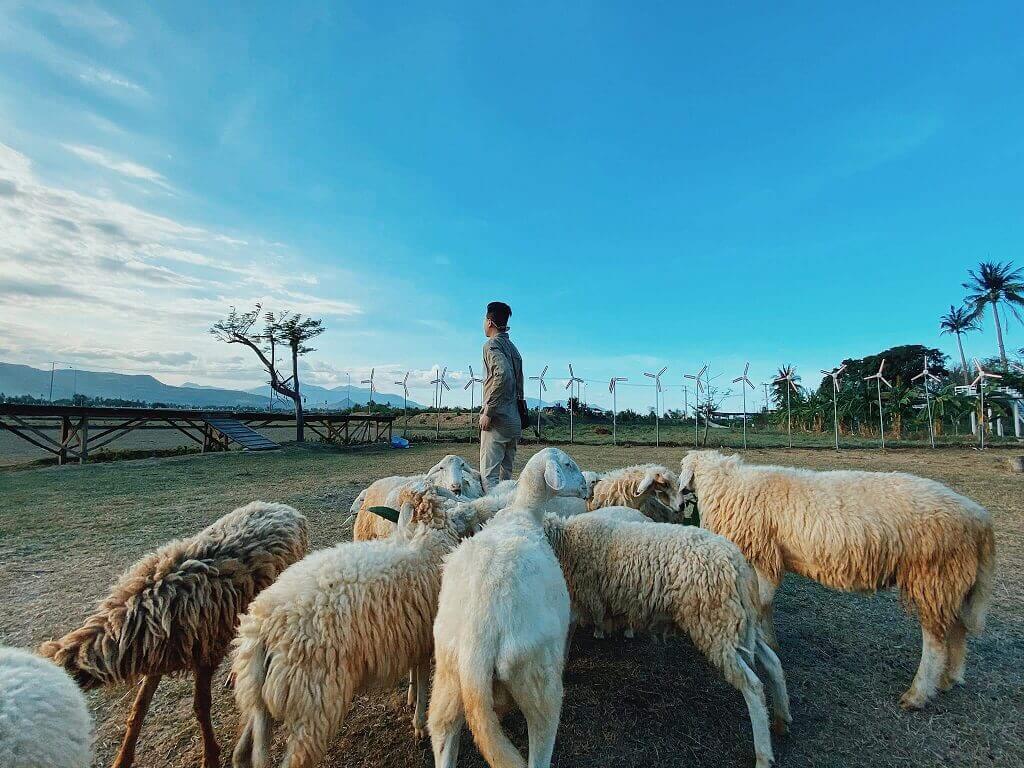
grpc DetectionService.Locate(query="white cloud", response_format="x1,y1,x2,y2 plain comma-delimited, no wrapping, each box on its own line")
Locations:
78,67,147,95
62,143,169,188
0,142,364,375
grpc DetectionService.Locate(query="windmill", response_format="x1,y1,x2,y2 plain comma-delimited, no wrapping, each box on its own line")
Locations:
529,365,548,437
361,368,375,408
684,364,707,448
731,362,755,449
911,358,940,449
863,359,891,449
971,359,1002,449
565,364,584,443
431,367,450,439
393,371,410,435
820,364,846,451
464,365,484,442
644,366,668,447
608,376,627,446
773,367,799,448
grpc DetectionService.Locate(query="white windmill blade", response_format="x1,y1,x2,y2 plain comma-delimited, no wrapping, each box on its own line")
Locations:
541,365,549,377
468,365,475,378
464,379,473,390
644,371,656,379
743,362,750,376
565,378,574,390
658,366,667,377
820,369,831,376
733,375,745,383
741,375,754,389
609,378,615,393
911,370,926,382
540,379,547,390
697,363,708,378
568,363,575,378
877,359,886,375
879,376,891,388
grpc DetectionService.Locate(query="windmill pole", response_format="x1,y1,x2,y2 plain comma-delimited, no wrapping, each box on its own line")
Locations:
876,377,885,449
924,379,934,448
613,383,618,445
741,385,747,448
832,378,840,450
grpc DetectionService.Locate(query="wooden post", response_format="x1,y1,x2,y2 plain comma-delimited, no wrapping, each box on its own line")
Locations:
59,416,70,465
78,417,89,464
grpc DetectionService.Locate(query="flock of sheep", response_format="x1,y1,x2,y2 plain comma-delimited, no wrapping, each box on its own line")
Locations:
0,448,995,768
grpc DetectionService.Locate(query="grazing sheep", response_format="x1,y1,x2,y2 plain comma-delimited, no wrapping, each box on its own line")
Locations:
459,475,590,519
353,455,483,541
40,502,308,768
588,464,690,522
544,509,790,768
231,484,480,768
679,450,996,710
429,447,588,768
0,646,93,768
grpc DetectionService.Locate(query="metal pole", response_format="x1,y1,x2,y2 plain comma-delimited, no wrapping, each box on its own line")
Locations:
924,382,935,448
979,386,985,449
877,379,885,449
612,385,617,446
654,386,659,447
832,380,840,451
741,386,747,449
49,362,55,402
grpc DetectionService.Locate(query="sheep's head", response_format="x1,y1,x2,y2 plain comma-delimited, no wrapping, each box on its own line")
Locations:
426,455,480,496
678,450,737,512
528,447,588,500
582,471,603,502
373,482,480,540
633,466,686,512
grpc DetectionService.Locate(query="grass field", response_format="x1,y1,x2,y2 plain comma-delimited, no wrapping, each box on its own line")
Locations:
1,442,1022,767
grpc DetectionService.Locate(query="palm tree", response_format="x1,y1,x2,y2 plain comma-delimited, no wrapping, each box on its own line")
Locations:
939,304,979,384
962,261,1024,368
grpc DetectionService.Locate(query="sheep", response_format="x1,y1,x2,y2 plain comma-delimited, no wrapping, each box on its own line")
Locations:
588,464,690,523
543,509,790,768
40,501,308,768
429,446,589,768
353,454,483,541
230,484,481,768
0,646,93,768
679,449,996,710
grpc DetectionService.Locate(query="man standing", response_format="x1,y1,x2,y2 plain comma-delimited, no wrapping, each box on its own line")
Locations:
479,301,524,491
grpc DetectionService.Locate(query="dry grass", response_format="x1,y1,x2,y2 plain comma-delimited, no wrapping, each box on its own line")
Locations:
1,442,1022,767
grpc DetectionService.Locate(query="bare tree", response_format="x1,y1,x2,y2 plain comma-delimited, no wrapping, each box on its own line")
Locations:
210,305,325,442
698,385,730,446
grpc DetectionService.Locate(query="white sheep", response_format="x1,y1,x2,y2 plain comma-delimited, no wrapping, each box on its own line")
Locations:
544,509,791,768
353,455,483,541
429,447,589,768
0,646,93,768
231,484,480,768
588,464,690,522
679,449,996,710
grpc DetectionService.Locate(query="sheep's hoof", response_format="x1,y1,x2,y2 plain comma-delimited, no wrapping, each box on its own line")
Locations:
899,690,929,711
407,686,415,707
414,725,428,741
938,671,964,691
623,628,635,639
771,715,789,736
223,671,236,690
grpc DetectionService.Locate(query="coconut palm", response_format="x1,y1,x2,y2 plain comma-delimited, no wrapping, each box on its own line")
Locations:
939,304,979,384
962,261,1024,368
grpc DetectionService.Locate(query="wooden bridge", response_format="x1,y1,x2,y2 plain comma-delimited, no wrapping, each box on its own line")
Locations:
0,404,395,465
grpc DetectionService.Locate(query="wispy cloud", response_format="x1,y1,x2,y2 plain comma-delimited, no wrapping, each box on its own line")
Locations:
78,67,147,95
61,143,169,188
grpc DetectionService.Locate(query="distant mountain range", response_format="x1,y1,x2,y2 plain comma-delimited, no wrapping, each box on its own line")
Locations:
0,362,422,410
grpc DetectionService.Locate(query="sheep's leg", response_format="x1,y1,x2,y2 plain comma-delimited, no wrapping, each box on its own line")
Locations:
941,619,968,690
900,628,947,710
112,674,162,768
733,654,774,768
756,573,780,651
413,662,430,739
429,655,465,768
194,664,220,768
754,638,792,735
407,668,416,707
505,663,564,768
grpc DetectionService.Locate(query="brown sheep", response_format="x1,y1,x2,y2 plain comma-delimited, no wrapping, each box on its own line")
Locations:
679,450,996,710
588,464,689,522
40,501,308,768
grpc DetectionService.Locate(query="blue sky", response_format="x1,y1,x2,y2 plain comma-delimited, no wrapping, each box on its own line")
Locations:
1,1,1022,412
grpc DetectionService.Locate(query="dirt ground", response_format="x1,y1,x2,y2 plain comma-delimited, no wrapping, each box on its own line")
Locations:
1,442,1022,767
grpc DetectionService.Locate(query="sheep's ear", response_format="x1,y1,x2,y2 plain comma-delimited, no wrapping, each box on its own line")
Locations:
545,459,567,492
635,472,656,497
396,502,415,536
678,457,696,490
368,506,400,523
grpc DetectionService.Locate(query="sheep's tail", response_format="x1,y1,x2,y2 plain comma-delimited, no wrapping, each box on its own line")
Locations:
961,523,996,635
231,627,273,768
460,641,525,768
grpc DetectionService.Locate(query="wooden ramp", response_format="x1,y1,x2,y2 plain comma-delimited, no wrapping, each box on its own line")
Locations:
204,418,280,451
